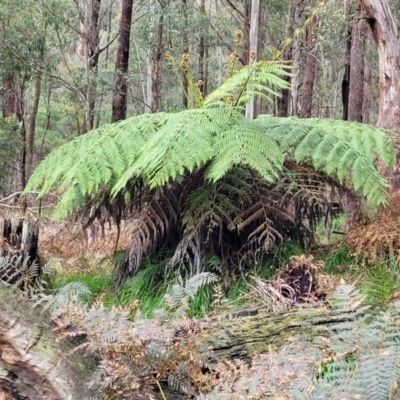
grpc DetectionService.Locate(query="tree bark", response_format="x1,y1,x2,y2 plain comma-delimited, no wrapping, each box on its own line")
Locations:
26,76,41,178
360,0,400,190
300,0,317,119
290,1,306,117
362,62,371,124
348,10,368,123
0,283,95,400
201,305,361,360
277,0,297,117
245,0,260,121
151,12,164,113
342,29,352,121
181,0,189,108
111,0,134,123
198,0,206,97
241,0,251,66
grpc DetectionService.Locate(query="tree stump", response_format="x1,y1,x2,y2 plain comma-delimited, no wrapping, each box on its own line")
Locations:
0,218,39,283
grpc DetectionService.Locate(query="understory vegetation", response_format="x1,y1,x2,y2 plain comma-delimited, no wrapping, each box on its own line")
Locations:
19,239,400,400
12,52,400,399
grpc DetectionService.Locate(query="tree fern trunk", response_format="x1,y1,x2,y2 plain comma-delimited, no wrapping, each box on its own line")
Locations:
0,218,39,283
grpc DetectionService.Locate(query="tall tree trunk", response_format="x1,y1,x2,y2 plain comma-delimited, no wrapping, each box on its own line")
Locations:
198,0,206,97
300,0,317,119
181,0,189,108
342,29,352,121
290,1,306,116
3,74,26,194
245,0,260,120
348,10,368,122
2,75,17,118
26,76,41,178
277,0,297,117
241,0,251,66
359,0,400,189
95,3,112,128
111,0,134,123
151,11,164,113
362,63,371,124
145,0,155,113
88,0,101,131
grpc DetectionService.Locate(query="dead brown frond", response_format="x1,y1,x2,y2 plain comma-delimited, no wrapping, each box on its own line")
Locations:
207,342,321,399
346,190,400,263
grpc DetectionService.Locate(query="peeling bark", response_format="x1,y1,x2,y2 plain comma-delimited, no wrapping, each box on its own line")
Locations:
360,0,400,189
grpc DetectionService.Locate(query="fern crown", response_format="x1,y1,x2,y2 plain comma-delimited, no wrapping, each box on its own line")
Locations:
25,58,395,219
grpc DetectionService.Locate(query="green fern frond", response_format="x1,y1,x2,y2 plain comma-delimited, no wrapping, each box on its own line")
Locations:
183,171,251,238
258,116,395,206
204,60,290,106
113,107,231,191
206,118,284,183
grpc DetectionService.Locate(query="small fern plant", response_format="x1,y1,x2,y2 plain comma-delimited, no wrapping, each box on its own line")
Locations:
24,55,396,286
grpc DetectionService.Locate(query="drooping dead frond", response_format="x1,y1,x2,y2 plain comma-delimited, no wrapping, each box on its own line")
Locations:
167,236,204,275
117,185,184,287
276,162,356,238
238,177,295,253
345,189,400,263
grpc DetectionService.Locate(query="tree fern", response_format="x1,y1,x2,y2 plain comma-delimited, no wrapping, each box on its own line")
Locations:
24,58,397,285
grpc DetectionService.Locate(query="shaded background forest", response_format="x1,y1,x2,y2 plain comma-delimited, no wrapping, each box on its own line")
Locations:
0,0,391,198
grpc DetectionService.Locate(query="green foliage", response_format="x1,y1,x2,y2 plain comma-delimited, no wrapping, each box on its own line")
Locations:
360,262,400,304
26,107,394,216
0,255,55,293
260,115,395,205
204,60,290,106
52,269,112,299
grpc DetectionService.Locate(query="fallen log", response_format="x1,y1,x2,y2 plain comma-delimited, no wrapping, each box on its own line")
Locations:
202,304,351,360
0,282,96,400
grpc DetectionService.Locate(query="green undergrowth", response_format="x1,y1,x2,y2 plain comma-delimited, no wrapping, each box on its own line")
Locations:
49,240,400,319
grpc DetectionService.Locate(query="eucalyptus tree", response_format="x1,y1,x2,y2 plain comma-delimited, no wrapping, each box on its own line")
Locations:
359,0,400,190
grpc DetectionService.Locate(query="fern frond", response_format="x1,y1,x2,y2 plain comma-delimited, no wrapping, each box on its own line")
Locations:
204,60,290,106
113,107,235,192
259,115,395,205
206,117,284,183
238,178,294,251
183,169,251,239
25,113,166,217
117,185,183,286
